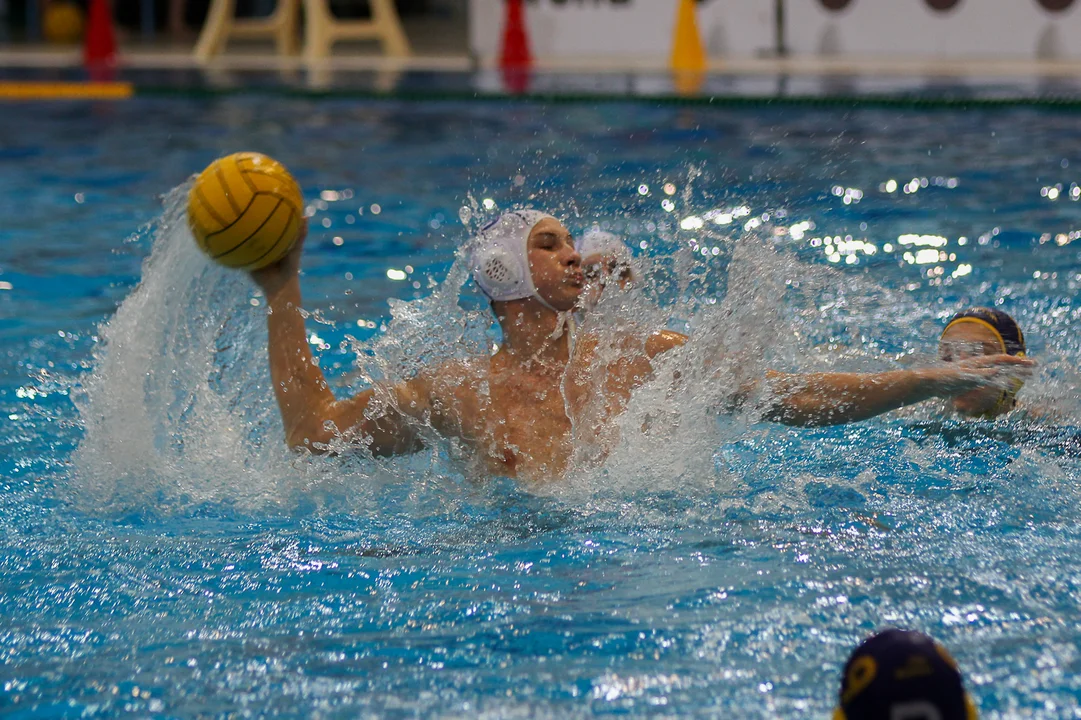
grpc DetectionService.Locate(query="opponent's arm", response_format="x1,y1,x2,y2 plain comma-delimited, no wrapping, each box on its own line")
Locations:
760,355,1035,427
641,328,1034,426
252,226,426,455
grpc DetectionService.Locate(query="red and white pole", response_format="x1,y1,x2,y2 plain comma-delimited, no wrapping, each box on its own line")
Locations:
499,0,532,93
83,0,117,81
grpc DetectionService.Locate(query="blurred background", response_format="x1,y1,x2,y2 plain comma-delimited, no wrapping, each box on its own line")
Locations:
3,0,1081,77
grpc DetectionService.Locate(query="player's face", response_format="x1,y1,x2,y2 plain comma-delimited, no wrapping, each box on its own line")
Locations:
527,218,583,311
939,321,1010,417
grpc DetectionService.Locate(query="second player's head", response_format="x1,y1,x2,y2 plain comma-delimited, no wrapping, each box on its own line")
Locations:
835,628,977,720
939,307,1026,418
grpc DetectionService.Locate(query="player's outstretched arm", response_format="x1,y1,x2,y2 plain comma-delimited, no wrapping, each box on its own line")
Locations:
760,354,1035,427
637,328,1034,428
250,224,426,455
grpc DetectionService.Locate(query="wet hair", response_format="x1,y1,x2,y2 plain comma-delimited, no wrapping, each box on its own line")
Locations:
942,307,1025,356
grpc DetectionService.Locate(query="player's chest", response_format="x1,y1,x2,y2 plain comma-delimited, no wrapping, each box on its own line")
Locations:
484,376,573,439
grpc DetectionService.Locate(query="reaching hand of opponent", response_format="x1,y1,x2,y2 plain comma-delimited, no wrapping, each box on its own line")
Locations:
933,353,1035,396
250,218,308,301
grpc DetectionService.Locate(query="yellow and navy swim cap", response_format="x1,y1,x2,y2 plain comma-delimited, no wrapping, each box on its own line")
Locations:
834,629,978,720
942,307,1026,358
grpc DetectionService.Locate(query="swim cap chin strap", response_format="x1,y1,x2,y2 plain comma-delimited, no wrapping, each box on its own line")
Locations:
942,315,1026,417
469,210,560,311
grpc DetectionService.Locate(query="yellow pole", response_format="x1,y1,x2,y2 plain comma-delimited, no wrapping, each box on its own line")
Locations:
670,0,706,74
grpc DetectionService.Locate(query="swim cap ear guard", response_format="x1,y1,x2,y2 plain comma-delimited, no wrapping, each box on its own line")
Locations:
942,307,1027,417
469,210,557,307
473,243,526,299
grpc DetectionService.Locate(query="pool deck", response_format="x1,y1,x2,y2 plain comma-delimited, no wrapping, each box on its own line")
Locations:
4,37,1081,101
9,42,1081,75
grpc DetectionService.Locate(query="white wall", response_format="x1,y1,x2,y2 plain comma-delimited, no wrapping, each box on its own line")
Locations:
470,0,1081,65
469,0,774,67
784,0,1081,59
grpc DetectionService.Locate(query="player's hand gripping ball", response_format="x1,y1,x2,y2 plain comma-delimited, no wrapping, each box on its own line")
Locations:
187,152,304,271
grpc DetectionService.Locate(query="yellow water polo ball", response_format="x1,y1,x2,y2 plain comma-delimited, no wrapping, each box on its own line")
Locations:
187,152,304,271
43,2,84,44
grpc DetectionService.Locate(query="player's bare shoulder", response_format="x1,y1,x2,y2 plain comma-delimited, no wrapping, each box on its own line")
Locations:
571,325,686,366
646,329,688,358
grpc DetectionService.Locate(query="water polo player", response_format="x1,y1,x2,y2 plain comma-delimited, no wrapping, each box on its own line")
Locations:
939,307,1027,418
575,227,636,307
835,628,978,720
249,211,1033,481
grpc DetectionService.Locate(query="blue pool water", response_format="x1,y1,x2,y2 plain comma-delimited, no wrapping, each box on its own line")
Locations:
3,95,1081,717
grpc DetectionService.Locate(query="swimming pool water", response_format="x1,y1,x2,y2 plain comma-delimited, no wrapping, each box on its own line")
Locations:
3,96,1081,717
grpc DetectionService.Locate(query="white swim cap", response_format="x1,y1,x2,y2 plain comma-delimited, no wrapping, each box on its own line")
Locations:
576,228,632,263
469,209,556,303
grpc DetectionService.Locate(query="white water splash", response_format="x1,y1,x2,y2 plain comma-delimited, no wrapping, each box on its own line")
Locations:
71,186,310,513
